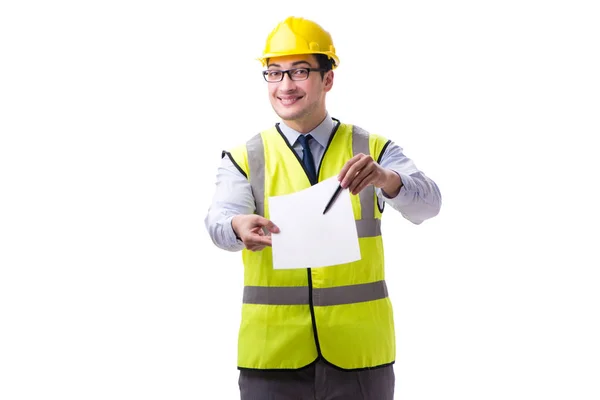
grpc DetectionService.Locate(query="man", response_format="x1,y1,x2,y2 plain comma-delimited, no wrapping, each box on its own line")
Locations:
205,16,441,400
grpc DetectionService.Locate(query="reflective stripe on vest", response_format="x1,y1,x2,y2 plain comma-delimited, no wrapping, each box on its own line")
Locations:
247,125,380,237
352,126,375,220
243,280,388,306
247,133,266,218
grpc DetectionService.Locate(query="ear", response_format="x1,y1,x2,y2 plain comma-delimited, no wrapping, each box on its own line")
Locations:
324,71,334,91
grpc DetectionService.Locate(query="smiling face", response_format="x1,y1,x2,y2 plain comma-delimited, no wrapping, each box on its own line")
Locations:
265,54,334,133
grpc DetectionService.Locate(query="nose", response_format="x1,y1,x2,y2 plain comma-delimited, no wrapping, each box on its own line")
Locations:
278,71,297,91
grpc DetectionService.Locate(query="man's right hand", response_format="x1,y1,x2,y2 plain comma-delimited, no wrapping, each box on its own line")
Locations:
231,215,280,252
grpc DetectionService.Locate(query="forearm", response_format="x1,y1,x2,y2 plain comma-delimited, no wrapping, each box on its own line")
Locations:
204,155,256,251
380,171,441,224
377,141,441,224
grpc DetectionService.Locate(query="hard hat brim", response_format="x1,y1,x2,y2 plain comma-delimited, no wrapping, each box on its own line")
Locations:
258,51,339,69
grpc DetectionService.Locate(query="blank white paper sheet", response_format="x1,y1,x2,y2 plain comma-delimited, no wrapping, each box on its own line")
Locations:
268,176,361,269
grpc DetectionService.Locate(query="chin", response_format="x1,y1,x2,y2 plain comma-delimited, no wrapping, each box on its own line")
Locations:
274,108,302,122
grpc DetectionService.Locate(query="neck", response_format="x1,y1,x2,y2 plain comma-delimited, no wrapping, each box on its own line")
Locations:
284,110,327,134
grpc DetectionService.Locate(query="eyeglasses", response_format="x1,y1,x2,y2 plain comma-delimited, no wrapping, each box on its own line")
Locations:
262,68,327,82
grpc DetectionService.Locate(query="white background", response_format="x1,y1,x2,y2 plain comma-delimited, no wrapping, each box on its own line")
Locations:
1,1,599,399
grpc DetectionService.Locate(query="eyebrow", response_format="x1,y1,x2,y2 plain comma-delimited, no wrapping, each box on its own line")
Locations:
267,60,312,68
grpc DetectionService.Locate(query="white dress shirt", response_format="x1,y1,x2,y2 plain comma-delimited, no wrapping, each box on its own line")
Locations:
205,115,441,251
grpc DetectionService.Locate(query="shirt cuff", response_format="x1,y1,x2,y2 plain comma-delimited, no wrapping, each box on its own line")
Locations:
381,170,404,199
226,216,245,250
230,217,242,241
381,172,416,206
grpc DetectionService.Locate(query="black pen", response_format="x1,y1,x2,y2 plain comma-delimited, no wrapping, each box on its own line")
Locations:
323,184,344,214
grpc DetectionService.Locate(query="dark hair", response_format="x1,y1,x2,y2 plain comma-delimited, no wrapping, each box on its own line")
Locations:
315,54,334,78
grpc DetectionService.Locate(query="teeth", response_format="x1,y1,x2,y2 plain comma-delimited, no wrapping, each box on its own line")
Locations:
280,97,299,105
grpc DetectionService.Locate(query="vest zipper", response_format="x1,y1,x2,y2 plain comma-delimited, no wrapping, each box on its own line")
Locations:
306,268,323,358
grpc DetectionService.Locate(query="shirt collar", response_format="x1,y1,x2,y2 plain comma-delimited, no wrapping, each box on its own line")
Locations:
277,113,335,148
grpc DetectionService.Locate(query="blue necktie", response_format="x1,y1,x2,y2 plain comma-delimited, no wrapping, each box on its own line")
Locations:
297,134,317,184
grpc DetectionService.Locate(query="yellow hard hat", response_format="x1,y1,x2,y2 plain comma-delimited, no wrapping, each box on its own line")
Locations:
259,16,339,69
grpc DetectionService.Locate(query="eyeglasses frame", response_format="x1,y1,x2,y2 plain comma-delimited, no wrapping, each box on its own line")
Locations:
262,67,328,82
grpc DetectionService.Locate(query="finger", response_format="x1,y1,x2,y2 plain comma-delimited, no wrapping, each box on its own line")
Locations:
248,234,272,247
251,227,266,236
350,170,374,195
338,154,371,184
256,216,280,233
341,155,373,188
341,164,361,188
264,221,279,233
348,163,375,193
338,154,362,181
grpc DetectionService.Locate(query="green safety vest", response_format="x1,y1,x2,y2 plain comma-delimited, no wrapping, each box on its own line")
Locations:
227,120,395,370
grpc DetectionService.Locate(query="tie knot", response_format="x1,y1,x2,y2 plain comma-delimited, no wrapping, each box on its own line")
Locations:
297,134,312,149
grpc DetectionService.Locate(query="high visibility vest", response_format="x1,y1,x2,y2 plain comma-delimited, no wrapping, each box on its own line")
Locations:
227,120,395,370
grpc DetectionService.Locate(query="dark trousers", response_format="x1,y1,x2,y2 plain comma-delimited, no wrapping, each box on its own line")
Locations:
239,360,394,400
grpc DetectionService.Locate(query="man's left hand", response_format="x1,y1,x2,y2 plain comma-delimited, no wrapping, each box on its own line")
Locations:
338,154,402,197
